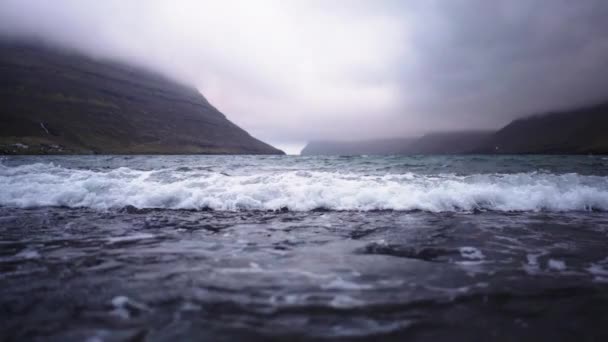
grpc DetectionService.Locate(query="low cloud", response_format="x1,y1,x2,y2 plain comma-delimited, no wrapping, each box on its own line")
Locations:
1,0,607,153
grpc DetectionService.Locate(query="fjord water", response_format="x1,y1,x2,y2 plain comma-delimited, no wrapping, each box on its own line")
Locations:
1,155,608,341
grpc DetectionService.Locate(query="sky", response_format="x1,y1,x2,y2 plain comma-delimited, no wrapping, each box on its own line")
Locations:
1,0,608,154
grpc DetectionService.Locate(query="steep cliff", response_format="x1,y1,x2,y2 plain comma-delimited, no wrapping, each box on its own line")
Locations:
0,41,283,155
476,103,608,154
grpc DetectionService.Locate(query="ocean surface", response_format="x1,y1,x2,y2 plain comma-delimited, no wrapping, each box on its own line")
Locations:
1,155,608,341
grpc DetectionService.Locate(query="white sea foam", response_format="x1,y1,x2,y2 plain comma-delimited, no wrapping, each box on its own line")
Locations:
586,257,608,282
459,247,485,260
1,162,608,212
548,259,567,271
105,233,156,244
330,295,364,308
16,249,41,259
322,278,375,290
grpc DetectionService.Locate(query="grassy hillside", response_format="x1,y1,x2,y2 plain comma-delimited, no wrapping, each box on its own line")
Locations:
477,103,608,154
0,40,283,155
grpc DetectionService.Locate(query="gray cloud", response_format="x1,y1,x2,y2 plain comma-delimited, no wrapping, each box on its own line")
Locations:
1,0,607,153
399,0,608,128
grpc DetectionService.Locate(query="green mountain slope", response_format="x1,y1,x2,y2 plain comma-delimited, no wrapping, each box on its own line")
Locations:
477,103,608,154
0,41,283,155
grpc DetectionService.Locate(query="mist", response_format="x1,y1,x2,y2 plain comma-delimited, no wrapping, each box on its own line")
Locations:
1,0,608,154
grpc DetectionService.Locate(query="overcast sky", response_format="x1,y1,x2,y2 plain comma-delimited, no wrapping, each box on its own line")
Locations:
1,0,608,154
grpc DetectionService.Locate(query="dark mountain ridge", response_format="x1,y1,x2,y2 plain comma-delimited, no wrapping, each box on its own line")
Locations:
476,103,608,154
0,40,283,154
301,131,492,156
402,131,493,154
301,103,608,155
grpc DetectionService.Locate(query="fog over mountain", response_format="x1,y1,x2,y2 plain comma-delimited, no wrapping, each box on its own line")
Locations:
0,41,284,155
1,1,608,154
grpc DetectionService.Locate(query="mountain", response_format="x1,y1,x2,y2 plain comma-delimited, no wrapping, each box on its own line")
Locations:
302,103,608,156
300,131,492,155
402,131,493,154
0,40,283,155
300,138,415,155
476,103,608,154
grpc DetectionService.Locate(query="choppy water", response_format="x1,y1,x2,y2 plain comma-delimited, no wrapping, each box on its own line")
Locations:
1,155,608,341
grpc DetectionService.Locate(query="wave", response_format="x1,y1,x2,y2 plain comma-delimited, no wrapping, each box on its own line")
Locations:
1,162,608,212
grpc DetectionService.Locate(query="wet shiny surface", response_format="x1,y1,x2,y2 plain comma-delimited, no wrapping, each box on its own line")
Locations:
2,155,608,341
3,154,608,175
2,208,608,341
2,155,608,212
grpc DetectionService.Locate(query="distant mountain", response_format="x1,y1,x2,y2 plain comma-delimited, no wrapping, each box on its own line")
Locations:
300,131,492,155
300,138,415,155
302,103,608,156
476,103,608,154
402,131,493,154
0,40,283,155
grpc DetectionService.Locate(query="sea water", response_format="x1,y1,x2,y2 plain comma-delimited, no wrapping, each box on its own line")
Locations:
1,155,607,341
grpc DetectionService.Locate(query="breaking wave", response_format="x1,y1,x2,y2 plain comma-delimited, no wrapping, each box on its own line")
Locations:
1,162,608,212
